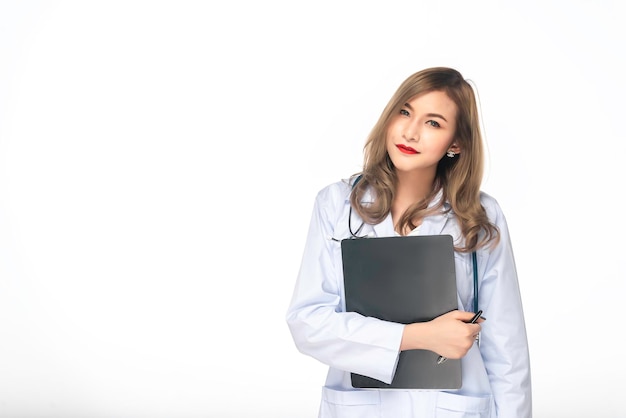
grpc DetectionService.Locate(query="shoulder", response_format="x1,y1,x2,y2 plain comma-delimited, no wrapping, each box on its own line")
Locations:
314,177,355,206
479,191,508,225
309,178,354,229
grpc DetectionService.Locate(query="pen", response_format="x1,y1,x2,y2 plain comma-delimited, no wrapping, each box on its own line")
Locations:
436,310,483,365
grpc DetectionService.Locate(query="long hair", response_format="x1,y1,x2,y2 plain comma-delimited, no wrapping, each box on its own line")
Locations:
349,67,499,252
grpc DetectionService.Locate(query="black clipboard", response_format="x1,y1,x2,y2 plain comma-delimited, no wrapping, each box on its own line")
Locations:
341,234,461,389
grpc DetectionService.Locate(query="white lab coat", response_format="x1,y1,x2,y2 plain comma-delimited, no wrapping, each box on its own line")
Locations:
286,179,532,418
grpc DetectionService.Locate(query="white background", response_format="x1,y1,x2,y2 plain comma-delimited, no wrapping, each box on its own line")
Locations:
1,1,624,417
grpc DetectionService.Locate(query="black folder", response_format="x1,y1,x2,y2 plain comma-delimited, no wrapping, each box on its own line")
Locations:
341,234,461,389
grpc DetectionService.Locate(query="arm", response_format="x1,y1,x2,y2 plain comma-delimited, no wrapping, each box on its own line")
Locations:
285,184,405,384
478,199,532,417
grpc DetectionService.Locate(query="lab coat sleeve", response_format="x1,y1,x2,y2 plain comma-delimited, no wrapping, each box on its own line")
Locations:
478,197,532,418
285,184,405,384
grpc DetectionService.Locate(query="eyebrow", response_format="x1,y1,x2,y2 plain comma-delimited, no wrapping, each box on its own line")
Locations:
403,103,448,122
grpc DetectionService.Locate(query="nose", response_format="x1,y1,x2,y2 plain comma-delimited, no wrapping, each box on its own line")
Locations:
402,121,420,142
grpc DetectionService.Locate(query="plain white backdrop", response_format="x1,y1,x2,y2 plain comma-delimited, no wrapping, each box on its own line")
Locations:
1,1,624,417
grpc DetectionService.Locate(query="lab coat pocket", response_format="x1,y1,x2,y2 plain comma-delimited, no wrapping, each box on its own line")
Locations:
320,387,380,418
435,391,492,418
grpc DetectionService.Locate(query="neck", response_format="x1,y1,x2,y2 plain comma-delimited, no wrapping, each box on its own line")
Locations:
391,169,437,234
395,169,436,204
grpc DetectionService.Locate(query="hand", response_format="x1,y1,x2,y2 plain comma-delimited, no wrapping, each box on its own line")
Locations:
400,310,483,358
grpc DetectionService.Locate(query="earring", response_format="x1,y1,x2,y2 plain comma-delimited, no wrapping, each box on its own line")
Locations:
446,150,456,158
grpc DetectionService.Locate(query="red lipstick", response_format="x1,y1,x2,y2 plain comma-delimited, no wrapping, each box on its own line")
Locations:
396,144,418,154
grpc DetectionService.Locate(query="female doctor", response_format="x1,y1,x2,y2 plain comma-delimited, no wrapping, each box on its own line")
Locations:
285,67,532,418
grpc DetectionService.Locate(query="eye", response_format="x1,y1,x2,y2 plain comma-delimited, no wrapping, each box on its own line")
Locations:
426,120,441,128
400,109,410,116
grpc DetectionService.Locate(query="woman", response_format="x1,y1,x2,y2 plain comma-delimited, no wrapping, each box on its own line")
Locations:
286,67,532,417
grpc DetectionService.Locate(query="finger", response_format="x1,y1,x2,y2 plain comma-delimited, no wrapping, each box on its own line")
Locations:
454,311,480,322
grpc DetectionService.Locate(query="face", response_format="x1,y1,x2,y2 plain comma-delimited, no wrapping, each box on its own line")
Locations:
386,90,459,175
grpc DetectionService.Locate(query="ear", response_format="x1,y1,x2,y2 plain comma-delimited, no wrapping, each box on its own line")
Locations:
448,143,461,154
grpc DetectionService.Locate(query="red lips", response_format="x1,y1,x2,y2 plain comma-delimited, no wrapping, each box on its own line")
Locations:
396,144,418,154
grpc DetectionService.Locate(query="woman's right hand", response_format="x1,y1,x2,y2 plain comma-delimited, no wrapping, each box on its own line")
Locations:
400,310,483,359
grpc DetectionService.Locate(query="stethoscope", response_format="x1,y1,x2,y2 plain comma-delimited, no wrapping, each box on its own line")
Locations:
346,174,479,312
348,174,366,238
348,204,366,239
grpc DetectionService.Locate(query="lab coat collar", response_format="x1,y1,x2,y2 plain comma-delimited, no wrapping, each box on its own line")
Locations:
420,189,452,236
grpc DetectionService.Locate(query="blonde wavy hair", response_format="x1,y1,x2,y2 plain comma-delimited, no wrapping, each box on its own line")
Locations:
349,67,499,253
